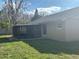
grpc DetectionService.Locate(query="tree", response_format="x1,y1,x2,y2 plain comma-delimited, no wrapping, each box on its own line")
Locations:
4,0,28,25
0,0,29,34
31,9,41,21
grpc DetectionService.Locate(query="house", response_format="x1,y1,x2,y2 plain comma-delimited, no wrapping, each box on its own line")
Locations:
13,7,79,41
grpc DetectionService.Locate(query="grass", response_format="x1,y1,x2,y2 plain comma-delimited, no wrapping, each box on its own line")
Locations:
0,35,79,59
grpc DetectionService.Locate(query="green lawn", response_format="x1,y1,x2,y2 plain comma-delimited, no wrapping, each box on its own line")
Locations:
0,35,79,59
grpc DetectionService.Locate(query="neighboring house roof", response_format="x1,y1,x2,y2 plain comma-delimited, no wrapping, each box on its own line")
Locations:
28,7,79,25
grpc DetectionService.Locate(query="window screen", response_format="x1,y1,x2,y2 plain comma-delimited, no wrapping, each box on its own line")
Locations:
19,26,27,34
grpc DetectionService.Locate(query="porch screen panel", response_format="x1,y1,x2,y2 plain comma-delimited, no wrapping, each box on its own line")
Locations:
27,25,41,38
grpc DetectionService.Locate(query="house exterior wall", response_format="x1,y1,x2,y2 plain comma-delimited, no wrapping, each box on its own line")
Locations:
46,20,66,41
28,7,79,41
65,17,79,41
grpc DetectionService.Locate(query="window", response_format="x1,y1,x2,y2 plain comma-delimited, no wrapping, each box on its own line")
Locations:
57,23,63,29
57,20,64,29
42,24,47,34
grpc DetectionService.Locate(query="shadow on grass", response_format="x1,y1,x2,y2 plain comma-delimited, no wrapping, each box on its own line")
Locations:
1,38,79,55
23,39,79,55
0,38,19,43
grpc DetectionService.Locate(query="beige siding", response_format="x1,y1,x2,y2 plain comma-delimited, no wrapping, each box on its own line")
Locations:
65,18,79,41
46,20,66,41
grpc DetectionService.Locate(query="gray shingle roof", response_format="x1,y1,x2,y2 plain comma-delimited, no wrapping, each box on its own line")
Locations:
28,7,79,25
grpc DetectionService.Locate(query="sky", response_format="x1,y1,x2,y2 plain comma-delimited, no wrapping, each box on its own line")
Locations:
0,0,79,14
27,0,79,15
28,0,79,10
